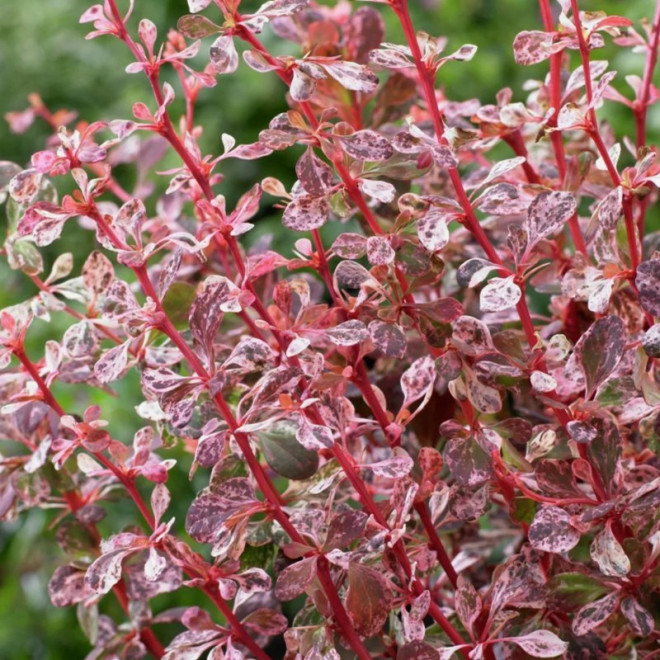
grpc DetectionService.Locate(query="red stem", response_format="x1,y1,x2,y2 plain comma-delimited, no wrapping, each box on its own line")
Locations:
569,0,640,271
635,0,660,149
316,558,372,660
414,502,458,589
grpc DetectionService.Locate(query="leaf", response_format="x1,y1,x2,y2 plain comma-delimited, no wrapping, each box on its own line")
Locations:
331,232,367,259
177,14,222,38
620,596,654,636
479,276,522,312
455,575,481,636
325,319,369,346
595,186,623,230
151,483,170,525
82,251,114,295
49,565,90,607
636,259,660,317
321,60,379,94
456,258,498,288
572,591,618,636
189,276,239,360
85,549,133,595
401,356,436,407
282,194,330,231
574,315,626,397
590,522,630,577
525,191,576,249
452,315,494,355
324,510,368,551
274,557,318,601
366,448,414,478
338,130,393,161
585,417,621,495
444,436,493,486
417,208,450,252
242,609,288,636
481,157,527,188
346,563,391,637
93,341,130,384
9,169,42,204
295,147,333,196
366,235,395,265
258,421,319,480
209,35,239,74
546,573,609,610
475,183,527,215
464,367,502,414
528,506,580,553
507,630,569,658
513,30,561,65
368,320,407,358
359,179,396,203
185,478,256,544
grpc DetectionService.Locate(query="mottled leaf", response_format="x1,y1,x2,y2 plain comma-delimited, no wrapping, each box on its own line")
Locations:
636,259,660,317
507,630,569,658
574,315,625,396
346,563,391,637
529,506,580,553
572,591,618,636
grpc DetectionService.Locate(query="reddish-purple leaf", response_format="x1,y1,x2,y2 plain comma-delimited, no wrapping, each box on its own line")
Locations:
365,448,414,479
295,147,333,197
324,510,368,551
368,320,407,358
242,608,288,636
274,557,318,601
185,478,256,544
452,316,494,355
9,169,42,204
574,315,626,397
444,436,493,487
346,563,391,637
636,259,660,317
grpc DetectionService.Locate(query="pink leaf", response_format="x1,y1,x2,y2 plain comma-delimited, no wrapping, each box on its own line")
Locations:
506,630,569,658
529,506,580,553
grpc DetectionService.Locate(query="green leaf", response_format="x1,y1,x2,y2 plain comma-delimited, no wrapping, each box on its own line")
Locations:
162,282,196,329
258,421,319,480
546,572,609,611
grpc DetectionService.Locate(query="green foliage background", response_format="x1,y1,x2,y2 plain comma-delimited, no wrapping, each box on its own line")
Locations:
0,1,657,657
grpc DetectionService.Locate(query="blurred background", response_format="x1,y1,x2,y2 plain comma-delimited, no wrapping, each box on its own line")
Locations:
0,0,657,657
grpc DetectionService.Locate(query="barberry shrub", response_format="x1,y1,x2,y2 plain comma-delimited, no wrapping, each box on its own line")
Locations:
2,0,660,657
